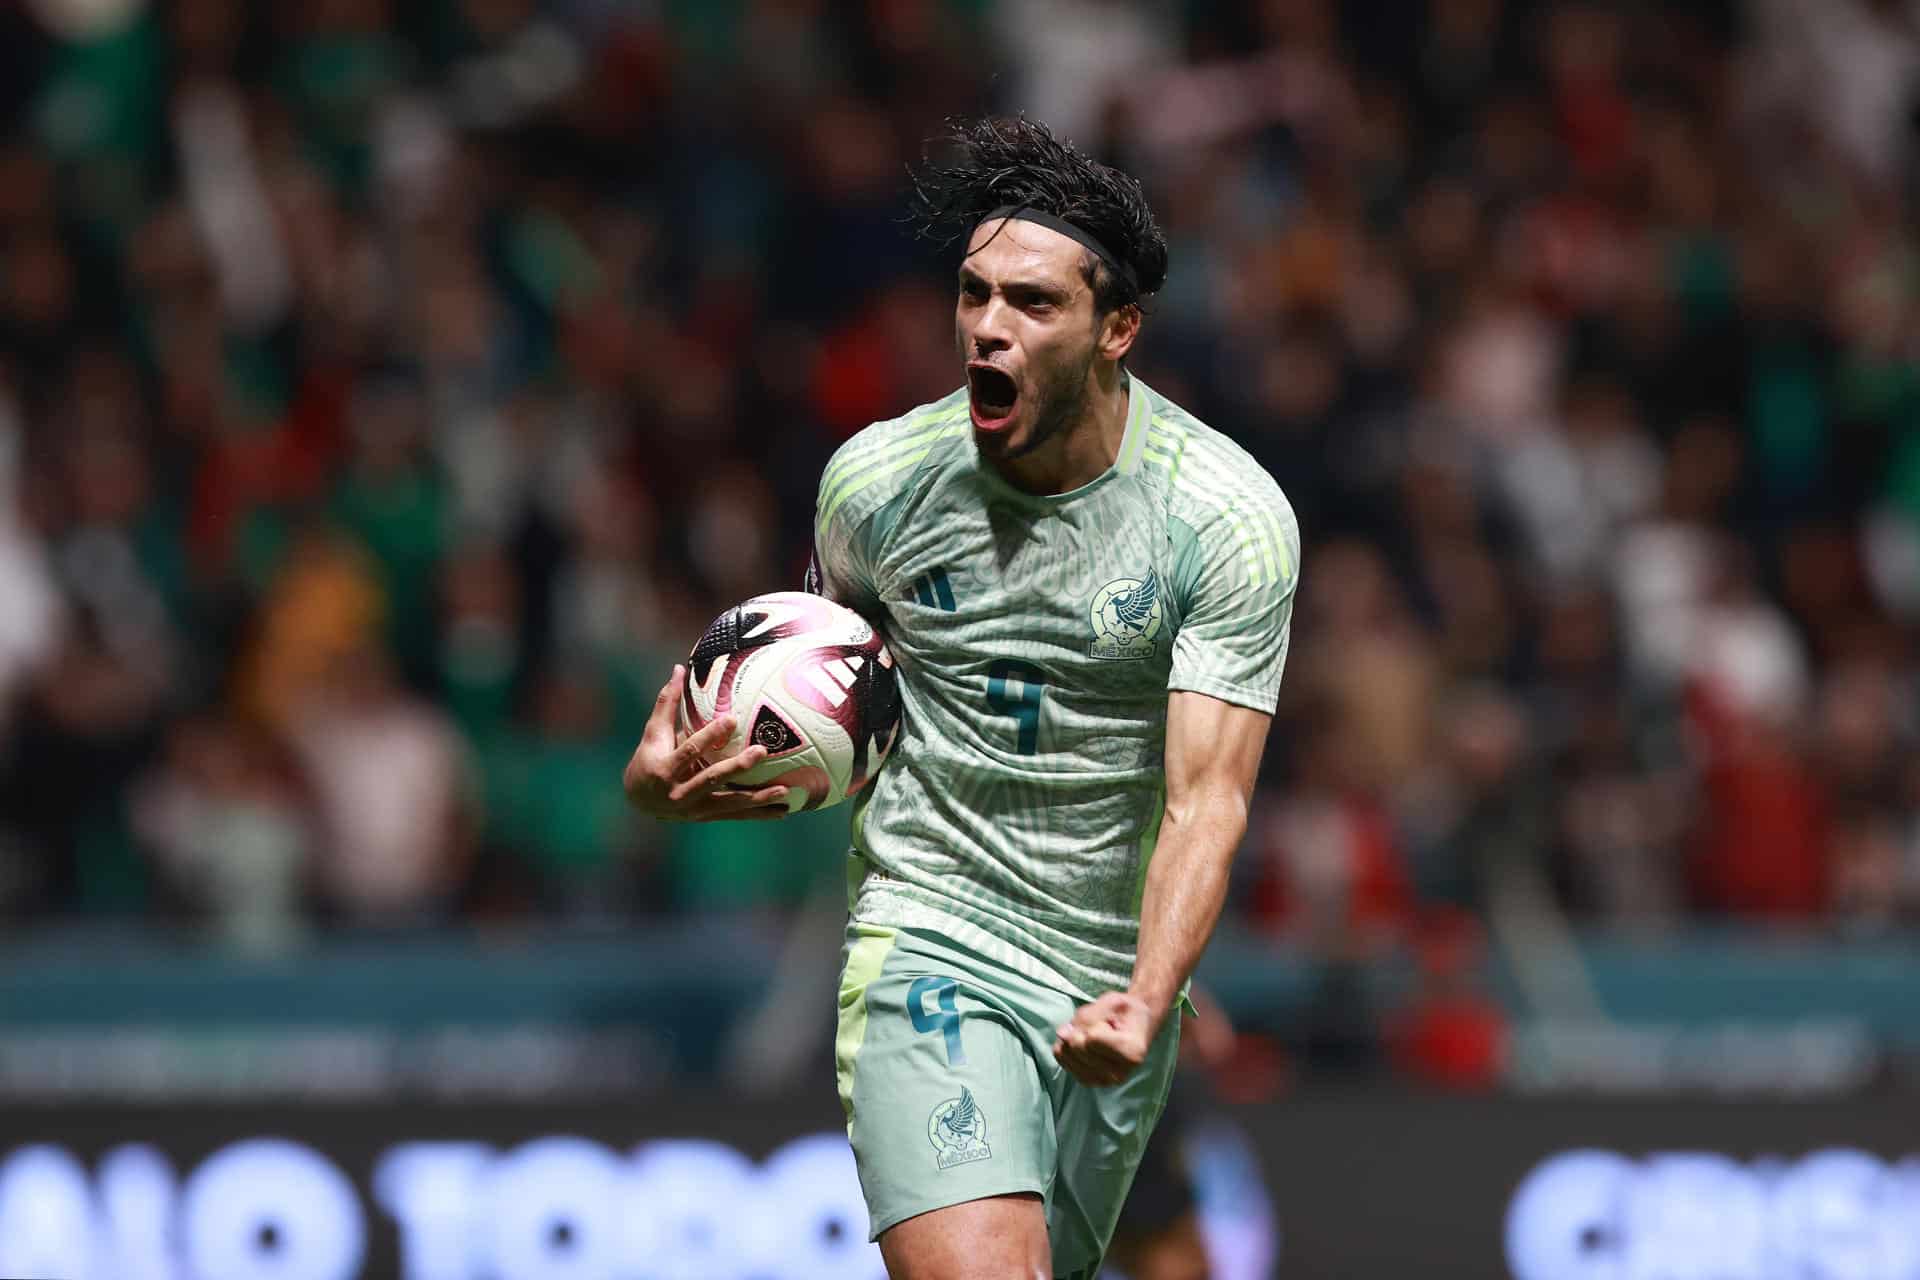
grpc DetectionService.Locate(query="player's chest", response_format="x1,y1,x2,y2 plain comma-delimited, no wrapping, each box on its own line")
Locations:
870,489,1177,693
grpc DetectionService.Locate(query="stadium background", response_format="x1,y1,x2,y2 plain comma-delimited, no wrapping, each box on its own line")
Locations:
0,0,1917,1276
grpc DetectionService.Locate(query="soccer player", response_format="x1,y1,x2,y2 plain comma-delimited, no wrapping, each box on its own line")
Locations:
625,117,1299,1280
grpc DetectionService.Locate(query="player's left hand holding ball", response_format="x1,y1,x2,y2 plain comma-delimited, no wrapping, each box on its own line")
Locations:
1053,992,1158,1087
623,665,792,822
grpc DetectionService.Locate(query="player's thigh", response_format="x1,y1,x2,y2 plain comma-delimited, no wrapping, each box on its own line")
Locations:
877,1191,1049,1280
1045,1015,1182,1279
840,933,1057,1241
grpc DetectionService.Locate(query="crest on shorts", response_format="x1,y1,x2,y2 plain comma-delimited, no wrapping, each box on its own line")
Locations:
927,1088,992,1170
1088,570,1164,660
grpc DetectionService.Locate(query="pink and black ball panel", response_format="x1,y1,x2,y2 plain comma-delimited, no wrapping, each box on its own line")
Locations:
682,594,837,731
841,644,901,796
776,640,901,799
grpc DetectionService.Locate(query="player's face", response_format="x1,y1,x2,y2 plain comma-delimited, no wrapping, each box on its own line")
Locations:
955,218,1101,461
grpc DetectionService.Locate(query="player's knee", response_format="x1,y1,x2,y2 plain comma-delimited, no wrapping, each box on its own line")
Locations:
881,1257,1050,1280
877,1192,1049,1279
880,1239,1051,1279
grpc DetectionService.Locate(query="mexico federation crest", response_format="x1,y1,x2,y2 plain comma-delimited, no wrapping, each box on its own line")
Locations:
928,1088,992,1170
1088,570,1164,660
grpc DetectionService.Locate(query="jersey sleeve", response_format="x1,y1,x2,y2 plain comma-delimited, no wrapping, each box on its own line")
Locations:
805,441,880,612
1167,491,1300,714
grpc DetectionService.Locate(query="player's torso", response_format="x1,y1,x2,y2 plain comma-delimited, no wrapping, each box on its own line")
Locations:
868,459,1176,801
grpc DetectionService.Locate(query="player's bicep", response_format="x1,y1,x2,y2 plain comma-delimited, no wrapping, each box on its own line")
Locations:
807,494,874,609
802,533,844,600
1163,690,1269,826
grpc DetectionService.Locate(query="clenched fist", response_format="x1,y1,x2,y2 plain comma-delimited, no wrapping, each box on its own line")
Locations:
1053,991,1159,1087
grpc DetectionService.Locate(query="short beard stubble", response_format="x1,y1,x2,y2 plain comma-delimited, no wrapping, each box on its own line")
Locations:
967,336,1098,465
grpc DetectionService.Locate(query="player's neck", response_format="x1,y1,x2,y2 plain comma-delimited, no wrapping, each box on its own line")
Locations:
992,367,1130,497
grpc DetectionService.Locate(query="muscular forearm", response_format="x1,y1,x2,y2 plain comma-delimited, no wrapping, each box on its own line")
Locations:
1127,784,1247,1029
1056,691,1270,1088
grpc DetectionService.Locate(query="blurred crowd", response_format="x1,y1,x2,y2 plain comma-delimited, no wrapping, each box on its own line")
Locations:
0,0,1916,1006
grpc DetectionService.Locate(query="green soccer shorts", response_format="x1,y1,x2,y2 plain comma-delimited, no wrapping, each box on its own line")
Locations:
835,923,1180,1279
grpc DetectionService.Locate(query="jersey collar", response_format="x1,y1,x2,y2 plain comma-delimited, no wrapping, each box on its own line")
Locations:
1112,375,1154,476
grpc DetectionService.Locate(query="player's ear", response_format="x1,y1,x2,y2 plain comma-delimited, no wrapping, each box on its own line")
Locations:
1098,301,1141,364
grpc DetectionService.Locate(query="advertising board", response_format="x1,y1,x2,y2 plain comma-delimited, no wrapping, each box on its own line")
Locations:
0,1095,1915,1277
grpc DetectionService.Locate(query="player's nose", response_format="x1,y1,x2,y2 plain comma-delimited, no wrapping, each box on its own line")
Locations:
970,297,1013,351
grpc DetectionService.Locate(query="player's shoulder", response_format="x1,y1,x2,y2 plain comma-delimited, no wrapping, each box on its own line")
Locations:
815,388,971,532
830,387,971,463
1135,381,1297,538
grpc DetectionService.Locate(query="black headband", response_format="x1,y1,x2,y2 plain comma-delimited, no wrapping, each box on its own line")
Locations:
978,205,1140,298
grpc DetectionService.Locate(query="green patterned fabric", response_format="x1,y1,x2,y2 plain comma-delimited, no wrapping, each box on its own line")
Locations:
836,924,1179,1271
812,379,1299,1002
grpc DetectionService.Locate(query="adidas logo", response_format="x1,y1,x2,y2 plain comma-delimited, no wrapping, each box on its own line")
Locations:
801,654,866,707
910,568,956,611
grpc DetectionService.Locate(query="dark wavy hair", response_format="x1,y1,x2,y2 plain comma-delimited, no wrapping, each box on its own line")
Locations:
906,116,1168,319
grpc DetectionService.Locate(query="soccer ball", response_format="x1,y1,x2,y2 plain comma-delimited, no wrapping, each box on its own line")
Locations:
679,592,901,813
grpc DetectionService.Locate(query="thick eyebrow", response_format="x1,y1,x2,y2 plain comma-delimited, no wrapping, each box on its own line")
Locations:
956,266,1072,302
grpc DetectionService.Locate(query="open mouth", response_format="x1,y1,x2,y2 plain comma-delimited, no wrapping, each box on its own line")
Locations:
967,365,1019,429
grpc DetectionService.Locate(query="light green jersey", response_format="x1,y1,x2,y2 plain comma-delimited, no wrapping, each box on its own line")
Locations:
809,379,1300,1001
